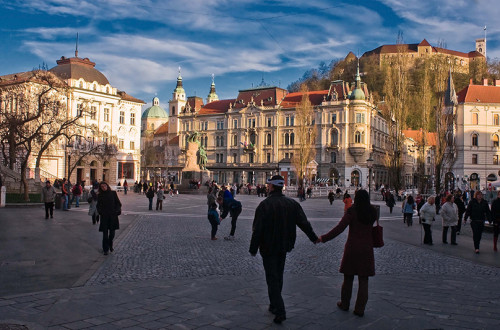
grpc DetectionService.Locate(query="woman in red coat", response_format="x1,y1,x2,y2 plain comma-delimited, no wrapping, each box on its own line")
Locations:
319,189,377,317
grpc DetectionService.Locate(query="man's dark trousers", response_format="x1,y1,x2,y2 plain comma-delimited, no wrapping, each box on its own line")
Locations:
262,253,287,317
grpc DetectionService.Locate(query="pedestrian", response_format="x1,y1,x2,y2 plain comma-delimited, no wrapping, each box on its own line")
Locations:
249,175,318,324
454,192,466,235
440,194,458,245
156,186,165,210
142,181,148,194
490,190,500,252
88,182,100,225
146,186,154,210
328,190,335,205
96,181,121,255
123,180,128,195
220,191,242,241
464,191,491,253
207,203,220,240
420,196,436,245
318,189,378,317
41,180,56,219
61,179,70,211
386,192,395,214
207,186,217,211
402,195,416,226
306,186,312,199
343,192,352,213
71,182,82,207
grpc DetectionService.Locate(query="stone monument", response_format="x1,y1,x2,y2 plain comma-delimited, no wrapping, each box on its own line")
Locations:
179,131,211,193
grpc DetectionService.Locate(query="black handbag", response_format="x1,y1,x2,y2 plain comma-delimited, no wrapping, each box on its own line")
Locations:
372,218,384,248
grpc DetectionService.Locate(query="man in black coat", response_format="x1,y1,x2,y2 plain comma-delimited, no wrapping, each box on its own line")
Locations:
249,175,318,324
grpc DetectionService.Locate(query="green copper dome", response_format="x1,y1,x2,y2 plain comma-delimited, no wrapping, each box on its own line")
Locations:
142,97,168,119
350,88,366,101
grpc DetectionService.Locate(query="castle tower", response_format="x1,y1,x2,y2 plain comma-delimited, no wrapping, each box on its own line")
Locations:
476,38,486,57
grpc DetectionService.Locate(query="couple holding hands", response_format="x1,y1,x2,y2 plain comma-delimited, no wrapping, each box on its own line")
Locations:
250,175,378,324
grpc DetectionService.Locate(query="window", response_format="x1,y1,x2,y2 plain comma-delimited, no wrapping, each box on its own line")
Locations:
332,114,337,124
233,153,237,163
355,131,362,143
217,120,224,130
202,121,208,130
216,136,220,147
331,130,338,145
247,118,255,128
118,162,134,179
331,152,337,163
249,153,254,163
291,116,294,126
232,135,238,146
472,113,478,125
472,133,478,147
119,139,124,149
130,113,135,125
286,116,289,126
249,132,256,145
494,114,500,126
267,153,271,163
267,117,272,127
119,111,125,124
285,133,290,145
90,106,97,120
494,134,499,147
290,132,295,145
285,152,289,159
472,154,478,164
494,155,499,165
77,103,83,117
355,113,365,123
172,106,176,116
130,141,135,150
103,133,109,144
104,108,110,122
266,133,272,145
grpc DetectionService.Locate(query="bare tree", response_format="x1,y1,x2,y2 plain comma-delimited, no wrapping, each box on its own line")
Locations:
292,85,317,187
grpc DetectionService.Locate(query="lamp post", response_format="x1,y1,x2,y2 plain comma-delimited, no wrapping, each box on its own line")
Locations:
66,142,74,181
367,154,374,200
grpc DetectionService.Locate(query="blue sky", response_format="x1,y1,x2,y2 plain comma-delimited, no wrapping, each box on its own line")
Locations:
1,0,498,110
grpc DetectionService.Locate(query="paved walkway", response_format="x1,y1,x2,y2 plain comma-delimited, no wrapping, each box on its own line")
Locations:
0,193,499,329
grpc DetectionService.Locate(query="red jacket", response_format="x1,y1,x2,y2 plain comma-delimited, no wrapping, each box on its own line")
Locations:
321,208,376,276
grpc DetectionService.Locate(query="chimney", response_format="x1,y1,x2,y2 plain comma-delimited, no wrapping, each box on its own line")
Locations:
470,78,473,85
483,78,488,86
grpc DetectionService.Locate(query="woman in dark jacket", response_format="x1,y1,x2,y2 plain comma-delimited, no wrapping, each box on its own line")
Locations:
454,192,466,235
96,181,122,255
464,191,491,254
319,189,378,317
490,191,500,251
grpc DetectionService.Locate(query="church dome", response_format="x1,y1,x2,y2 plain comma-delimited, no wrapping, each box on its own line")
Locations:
49,56,109,85
142,97,168,119
350,88,366,101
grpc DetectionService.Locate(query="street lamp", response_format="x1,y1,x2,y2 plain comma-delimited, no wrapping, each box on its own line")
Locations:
366,154,374,200
66,142,74,181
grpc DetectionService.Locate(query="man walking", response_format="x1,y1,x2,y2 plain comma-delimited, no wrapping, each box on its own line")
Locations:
41,180,56,219
249,175,318,324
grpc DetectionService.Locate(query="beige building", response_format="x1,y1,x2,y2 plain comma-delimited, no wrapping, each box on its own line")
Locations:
152,65,391,188
362,39,485,73
0,53,144,187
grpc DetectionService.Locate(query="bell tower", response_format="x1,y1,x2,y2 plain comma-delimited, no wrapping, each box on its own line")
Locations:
169,67,187,135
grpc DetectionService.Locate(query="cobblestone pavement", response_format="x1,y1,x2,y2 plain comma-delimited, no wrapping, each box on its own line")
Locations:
1,193,500,329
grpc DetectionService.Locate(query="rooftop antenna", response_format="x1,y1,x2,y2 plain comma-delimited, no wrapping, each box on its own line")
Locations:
75,32,79,57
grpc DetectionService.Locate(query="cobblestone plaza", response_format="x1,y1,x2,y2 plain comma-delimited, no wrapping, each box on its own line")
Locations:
1,192,499,329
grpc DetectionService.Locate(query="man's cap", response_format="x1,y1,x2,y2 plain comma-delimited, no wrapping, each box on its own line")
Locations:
267,175,285,187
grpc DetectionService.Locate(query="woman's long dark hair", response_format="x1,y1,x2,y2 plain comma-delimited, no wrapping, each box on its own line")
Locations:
352,189,377,225
407,195,414,205
98,181,112,193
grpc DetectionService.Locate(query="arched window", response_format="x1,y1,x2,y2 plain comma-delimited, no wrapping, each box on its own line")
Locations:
331,129,338,145
493,134,499,147
266,133,272,145
472,113,478,125
233,135,238,146
290,132,295,145
494,114,500,126
472,133,479,147
284,133,289,145
172,106,176,116
351,170,360,187
355,131,362,143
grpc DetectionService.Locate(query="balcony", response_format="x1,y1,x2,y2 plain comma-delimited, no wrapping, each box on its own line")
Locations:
348,143,366,162
326,143,339,151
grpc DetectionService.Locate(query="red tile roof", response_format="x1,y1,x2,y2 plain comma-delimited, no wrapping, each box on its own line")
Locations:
155,122,169,135
280,90,329,108
118,91,145,104
418,39,431,47
457,84,500,104
232,87,288,109
403,130,437,146
198,99,235,115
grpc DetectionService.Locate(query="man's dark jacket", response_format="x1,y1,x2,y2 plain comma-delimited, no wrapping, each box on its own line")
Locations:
249,191,318,256
464,198,491,222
